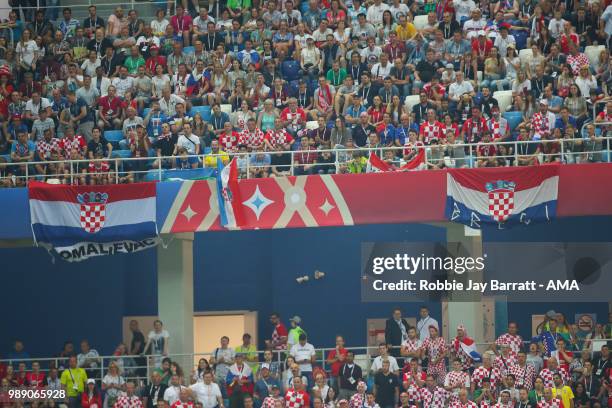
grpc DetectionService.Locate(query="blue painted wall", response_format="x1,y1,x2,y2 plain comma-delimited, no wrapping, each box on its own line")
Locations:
1,217,610,359
0,247,157,358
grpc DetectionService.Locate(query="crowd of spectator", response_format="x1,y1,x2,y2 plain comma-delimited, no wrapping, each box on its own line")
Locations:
0,0,612,186
1,309,612,408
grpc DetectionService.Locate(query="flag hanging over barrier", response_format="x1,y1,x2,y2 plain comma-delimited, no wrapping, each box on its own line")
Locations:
445,165,559,229
216,158,245,229
29,181,160,262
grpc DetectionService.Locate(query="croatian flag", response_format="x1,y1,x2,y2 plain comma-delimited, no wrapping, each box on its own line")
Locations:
445,165,559,229
29,181,160,262
216,158,245,229
459,337,482,362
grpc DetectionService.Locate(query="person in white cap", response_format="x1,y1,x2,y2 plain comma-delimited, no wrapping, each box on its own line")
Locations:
463,9,486,40
83,379,102,408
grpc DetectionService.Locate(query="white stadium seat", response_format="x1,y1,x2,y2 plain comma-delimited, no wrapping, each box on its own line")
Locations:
492,90,513,113
518,48,533,67
404,95,420,113
413,15,428,30
584,45,605,66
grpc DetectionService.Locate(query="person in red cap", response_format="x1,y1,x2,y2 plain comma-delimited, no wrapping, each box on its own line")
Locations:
145,45,167,76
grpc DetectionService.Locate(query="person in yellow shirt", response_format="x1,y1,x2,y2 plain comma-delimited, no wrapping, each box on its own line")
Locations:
395,14,417,41
552,373,574,408
60,356,88,408
235,333,259,375
204,140,230,168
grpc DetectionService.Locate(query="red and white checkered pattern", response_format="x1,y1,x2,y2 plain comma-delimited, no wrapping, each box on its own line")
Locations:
219,131,240,152
567,53,590,76
60,135,87,159
471,366,503,390
487,119,508,141
461,117,488,143
265,129,295,148
488,189,514,223
449,400,479,408
239,128,265,149
402,370,426,402
450,338,476,370
494,353,518,377
36,138,61,159
170,402,194,408
403,141,425,157
539,368,569,389
477,143,497,158
421,337,448,382
536,398,563,408
509,363,536,390
349,392,366,408
419,386,449,408
495,333,524,354
444,371,470,402
80,203,106,233
419,121,444,144
285,389,308,408
113,395,143,408
531,112,551,137
262,397,283,408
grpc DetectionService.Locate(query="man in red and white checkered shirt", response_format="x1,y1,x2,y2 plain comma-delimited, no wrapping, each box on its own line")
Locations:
419,375,450,408
449,389,478,408
530,100,556,141
280,99,307,135
471,352,503,392
219,122,240,153
285,376,310,408
402,358,426,403
113,382,143,408
495,323,524,355
267,312,288,351
494,344,518,378
349,381,367,408
461,107,489,143
536,388,563,408
170,389,195,408
36,130,61,161
60,127,88,159
509,351,536,390
261,386,283,408
419,110,444,145
238,118,265,150
539,358,569,389
493,390,514,408
566,42,590,76
444,360,471,403
487,106,509,141
265,118,295,151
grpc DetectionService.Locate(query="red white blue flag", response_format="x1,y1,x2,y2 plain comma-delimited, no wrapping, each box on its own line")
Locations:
445,166,559,229
216,158,245,229
29,181,160,261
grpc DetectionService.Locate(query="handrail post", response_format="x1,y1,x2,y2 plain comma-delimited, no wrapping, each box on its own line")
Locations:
245,152,250,179
514,141,518,166
158,156,163,181
468,144,473,168
607,136,610,163
560,138,565,164
115,159,119,184
290,151,294,176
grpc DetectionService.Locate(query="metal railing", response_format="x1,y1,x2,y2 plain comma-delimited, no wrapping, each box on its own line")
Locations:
2,133,612,187
0,341,598,386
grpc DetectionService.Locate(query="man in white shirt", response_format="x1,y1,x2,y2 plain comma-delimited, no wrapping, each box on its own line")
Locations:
290,334,316,385
366,0,390,27
452,0,477,23
163,375,186,405
77,340,100,372
462,9,486,40
210,336,235,389
159,87,186,117
370,343,400,375
111,66,135,98
448,71,475,103
416,307,439,340
190,372,224,408
24,91,51,123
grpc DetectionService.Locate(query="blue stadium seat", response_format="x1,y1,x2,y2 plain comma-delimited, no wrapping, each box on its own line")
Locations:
503,111,523,132
288,80,300,96
281,60,301,82
0,154,10,163
204,147,212,154
190,106,212,122
143,108,151,118
111,150,132,159
104,130,124,147
183,46,195,54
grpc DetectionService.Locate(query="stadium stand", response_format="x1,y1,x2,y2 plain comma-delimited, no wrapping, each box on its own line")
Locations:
0,0,609,186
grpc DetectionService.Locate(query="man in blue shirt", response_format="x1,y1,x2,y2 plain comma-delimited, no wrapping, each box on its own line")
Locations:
144,101,168,139
6,340,31,369
554,107,577,133
254,364,281,404
210,104,231,137
378,112,397,146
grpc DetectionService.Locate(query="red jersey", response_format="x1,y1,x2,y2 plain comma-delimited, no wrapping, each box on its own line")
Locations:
60,135,87,158
477,141,497,157
219,131,240,152
170,14,193,33
238,128,265,149
420,120,444,144
471,39,493,59
265,128,295,148
89,161,111,173
25,372,45,388
280,107,307,128
327,348,349,377
146,56,167,72
99,95,123,117
285,389,310,408
271,323,288,350
461,116,488,143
